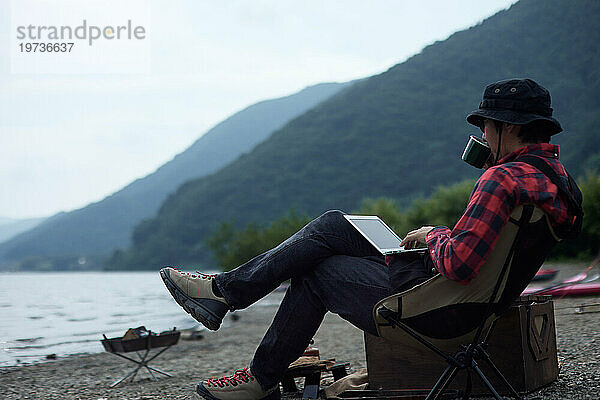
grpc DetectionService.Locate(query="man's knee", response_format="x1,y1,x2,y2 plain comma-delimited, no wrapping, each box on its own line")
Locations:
315,209,346,225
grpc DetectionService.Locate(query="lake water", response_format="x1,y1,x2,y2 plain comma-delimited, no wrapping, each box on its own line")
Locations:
0,271,278,367
0,264,591,368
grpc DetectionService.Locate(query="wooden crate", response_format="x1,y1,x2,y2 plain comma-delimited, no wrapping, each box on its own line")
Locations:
365,296,558,395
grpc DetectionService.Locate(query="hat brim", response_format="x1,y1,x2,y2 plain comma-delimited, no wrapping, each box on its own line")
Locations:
466,109,562,135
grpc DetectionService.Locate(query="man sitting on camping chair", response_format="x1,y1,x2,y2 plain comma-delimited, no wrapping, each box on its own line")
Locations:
159,78,582,400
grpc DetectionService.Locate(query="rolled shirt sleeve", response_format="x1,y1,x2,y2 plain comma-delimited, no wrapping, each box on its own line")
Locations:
425,166,518,284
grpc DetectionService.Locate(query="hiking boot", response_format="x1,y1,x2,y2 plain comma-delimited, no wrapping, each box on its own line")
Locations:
159,267,229,331
196,367,280,400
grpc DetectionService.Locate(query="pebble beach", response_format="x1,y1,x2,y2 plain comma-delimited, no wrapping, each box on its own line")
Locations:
1,290,599,400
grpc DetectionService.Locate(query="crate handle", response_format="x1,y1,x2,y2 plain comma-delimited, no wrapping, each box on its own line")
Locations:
527,308,552,361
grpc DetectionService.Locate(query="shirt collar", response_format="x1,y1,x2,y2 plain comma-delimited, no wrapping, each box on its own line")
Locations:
498,143,560,164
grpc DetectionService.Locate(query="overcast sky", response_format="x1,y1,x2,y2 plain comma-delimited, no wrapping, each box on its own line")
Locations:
0,0,516,219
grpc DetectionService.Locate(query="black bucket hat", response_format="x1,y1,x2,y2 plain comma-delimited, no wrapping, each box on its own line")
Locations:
466,78,562,135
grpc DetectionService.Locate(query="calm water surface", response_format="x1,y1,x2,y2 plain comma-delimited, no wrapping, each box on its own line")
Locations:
0,264,590,367
0,271,231,367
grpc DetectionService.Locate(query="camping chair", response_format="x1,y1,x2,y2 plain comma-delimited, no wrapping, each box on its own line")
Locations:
345,204,561,400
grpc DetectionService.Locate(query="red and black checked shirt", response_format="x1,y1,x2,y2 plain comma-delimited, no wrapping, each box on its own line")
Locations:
425,143,575,285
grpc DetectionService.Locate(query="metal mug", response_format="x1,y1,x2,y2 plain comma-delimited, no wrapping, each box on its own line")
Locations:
461,135,491,169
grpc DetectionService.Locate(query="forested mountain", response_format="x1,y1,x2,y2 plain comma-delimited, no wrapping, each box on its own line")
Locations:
0,82,348,269
108,0,600,270
0,217,45,244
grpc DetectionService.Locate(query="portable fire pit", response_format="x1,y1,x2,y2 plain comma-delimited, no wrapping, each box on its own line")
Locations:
101,327,180,387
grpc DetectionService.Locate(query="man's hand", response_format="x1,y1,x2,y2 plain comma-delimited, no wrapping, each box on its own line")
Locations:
403,226,435,249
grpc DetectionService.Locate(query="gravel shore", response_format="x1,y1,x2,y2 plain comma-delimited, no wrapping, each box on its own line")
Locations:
1,291,599,400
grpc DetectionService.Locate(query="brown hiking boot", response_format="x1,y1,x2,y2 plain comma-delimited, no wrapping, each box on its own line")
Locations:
159,267,229,331
195,367,280,400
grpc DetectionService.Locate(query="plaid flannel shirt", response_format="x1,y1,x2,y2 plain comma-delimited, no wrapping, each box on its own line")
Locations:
424,143,575,284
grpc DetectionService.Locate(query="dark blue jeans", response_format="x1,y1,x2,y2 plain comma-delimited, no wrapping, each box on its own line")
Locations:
214,210,432,390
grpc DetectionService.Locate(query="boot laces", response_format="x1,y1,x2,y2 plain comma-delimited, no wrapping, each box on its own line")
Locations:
170,267,214,280
195,270,215,279
205,367,255,388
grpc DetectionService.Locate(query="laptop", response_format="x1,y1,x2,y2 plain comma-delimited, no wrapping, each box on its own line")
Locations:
344,215,427,255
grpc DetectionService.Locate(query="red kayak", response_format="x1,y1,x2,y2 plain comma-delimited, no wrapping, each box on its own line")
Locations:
523,283,600,296
532,268,558,282
526,257,600,297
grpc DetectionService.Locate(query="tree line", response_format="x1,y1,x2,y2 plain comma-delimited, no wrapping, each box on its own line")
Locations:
207,174,600,271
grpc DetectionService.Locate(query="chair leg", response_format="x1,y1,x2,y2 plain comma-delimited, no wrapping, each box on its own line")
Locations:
471,360,503,400
433,366,461,400
477,345,523,400
425,364,458,400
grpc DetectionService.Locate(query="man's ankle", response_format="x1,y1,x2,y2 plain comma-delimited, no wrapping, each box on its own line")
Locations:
212,279,223,298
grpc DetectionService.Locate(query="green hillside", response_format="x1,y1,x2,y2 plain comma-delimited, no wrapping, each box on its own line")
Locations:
111,0,600,270
0,82,347,270
0,217,45,244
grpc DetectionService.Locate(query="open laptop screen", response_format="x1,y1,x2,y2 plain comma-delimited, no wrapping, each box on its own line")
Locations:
345,215,403,251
